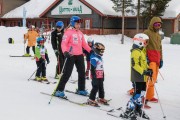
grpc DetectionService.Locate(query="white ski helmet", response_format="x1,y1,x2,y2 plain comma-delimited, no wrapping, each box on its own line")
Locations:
87,37,93,43
133,33,149,47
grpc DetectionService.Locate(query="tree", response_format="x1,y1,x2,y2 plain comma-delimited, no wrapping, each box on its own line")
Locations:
141,0,171,27
111,0,134,44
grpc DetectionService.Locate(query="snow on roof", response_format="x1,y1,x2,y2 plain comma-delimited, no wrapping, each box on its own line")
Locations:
2,0,56,18
162,0,180,18
84,0,121,16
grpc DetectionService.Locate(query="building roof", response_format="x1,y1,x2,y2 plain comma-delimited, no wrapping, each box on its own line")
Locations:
2,0,57,18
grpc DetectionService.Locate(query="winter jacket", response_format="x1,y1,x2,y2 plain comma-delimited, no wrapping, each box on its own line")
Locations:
144,17,163,66
51,29,64,54
90,53,104,80
35,45,49,62
24,30,39,47
131,45,148,82
61,27,91,55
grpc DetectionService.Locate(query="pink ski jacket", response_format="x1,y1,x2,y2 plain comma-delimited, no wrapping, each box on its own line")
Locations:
61,28,91,55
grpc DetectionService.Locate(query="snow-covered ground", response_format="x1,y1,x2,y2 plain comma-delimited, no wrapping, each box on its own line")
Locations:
0,27,180,120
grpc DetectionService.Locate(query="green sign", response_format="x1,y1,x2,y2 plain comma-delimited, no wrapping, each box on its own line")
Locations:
59,5,82,14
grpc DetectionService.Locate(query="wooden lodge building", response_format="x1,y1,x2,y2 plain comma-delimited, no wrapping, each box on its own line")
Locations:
0,0,180,37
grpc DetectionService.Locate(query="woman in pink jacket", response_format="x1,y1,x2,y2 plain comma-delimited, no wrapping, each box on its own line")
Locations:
55,16,92,97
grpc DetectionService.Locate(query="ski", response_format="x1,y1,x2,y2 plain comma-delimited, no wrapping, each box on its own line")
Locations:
29,79,50,84
49,76,77,84
65,89,90,97
10,55,33,57
40,92,86,106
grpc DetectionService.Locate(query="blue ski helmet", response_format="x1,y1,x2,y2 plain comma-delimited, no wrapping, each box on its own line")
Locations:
70,16,82,27
56,21,64,29
36,37,44,44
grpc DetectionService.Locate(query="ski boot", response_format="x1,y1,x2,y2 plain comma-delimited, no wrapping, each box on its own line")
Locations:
76,90,89,96
87,99,99,107
97,98,109,105
35,76,41,81
135,108,150,119
148,97,158,103
121,108,137,120
127,88,134,96
55,74,60,79
23,53,31,57
54,91,65,98
41,76,48,81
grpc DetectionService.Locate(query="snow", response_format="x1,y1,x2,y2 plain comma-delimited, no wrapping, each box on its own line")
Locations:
0,26,180,120
2,0,56,18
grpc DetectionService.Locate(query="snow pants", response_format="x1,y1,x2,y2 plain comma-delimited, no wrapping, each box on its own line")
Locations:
26,46,35,54
56,53,65,75
36,60,46,77
146,62,159,100
89,78,105,100
56,55,86,91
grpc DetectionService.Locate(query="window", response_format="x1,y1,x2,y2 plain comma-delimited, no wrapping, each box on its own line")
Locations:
85,19,91,29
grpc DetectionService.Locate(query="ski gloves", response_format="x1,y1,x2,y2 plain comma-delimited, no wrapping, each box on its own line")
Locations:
54,50,59,57
159,59,163,69
64,51,71,58
143,69,153,77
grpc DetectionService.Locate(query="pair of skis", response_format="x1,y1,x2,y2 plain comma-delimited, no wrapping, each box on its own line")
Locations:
30,79,57,84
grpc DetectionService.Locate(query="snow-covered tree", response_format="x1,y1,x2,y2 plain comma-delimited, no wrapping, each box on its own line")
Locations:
111,0,134,44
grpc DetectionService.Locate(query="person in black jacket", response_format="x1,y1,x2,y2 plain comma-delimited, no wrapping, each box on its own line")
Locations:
51,21,64,79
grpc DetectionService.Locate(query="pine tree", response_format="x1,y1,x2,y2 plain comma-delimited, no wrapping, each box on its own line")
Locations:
141,0,171,26
111,0,134,44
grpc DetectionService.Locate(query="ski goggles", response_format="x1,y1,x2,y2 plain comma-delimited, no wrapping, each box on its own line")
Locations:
153,22,161,27
133,38,148,46
74,19,83,23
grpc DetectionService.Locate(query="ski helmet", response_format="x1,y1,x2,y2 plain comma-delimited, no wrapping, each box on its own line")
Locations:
36,37,44,44
56,21,64,29
93,42,105,56
133,33,149,47
70,16,82,27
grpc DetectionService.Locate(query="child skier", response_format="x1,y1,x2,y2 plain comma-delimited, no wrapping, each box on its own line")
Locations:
83,37,94,80
34,37,50,81
122,33,152,120
87,42,108,106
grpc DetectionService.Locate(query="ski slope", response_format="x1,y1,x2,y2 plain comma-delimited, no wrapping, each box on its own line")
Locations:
0,27,180,120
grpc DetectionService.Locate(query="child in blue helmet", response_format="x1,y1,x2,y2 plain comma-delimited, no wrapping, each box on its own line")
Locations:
51,21,65,79
87,42,109,106
34,37,50,81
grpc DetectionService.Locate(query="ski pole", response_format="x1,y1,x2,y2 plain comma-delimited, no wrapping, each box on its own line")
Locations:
151,77,167,120
27,61,44,81
49,46,73,104
159,71,165,80
140,76,150,120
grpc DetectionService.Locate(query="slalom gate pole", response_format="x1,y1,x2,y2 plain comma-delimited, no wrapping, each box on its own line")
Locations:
48,46,72,104
152,77,166,120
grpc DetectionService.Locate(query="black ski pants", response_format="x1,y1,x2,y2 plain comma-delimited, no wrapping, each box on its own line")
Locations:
133,82,146,95
35,60,46,77
89,78,104,101
26,46,35,54
56,54,86,91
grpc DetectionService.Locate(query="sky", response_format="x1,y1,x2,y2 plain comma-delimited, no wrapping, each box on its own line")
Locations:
0,26,180,120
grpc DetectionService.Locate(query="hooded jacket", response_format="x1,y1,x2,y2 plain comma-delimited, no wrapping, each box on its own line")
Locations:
144,17,163,66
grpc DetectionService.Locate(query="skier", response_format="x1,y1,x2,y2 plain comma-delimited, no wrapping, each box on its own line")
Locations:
54,16,92,97
122,33,152,120
34,37,50,81
24,25,39,56
51,21,65,79
83,37,94,80
144,16,163,103
87,42,108,106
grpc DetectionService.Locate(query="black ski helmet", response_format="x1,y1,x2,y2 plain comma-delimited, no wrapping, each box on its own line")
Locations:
92,42,105,56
